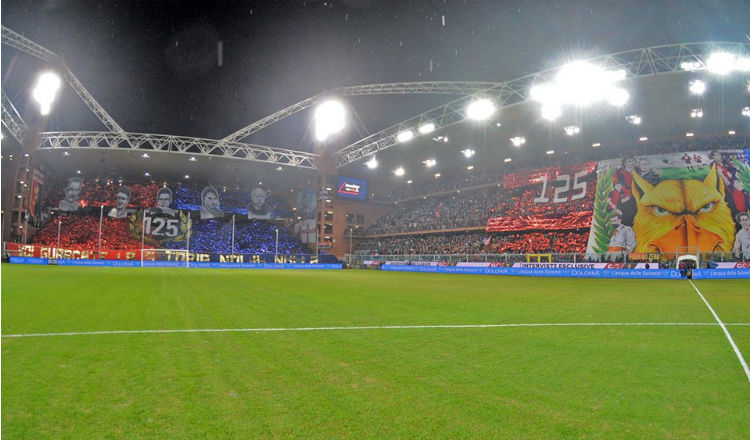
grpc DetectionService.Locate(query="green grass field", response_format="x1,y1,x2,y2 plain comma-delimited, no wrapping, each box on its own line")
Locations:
2,265,748,439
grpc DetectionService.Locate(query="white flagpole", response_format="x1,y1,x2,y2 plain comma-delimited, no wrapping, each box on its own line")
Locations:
56,219,62,257
97,205,104,259
140,209,146,267
186,211,191,268
231,214,235,256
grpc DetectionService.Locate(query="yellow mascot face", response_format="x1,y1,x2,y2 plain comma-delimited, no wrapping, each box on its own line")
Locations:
631,164,735,253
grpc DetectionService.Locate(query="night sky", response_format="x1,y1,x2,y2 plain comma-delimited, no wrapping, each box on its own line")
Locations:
2,0,749,150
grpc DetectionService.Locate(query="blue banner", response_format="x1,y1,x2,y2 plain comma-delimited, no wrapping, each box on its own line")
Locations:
692,269,750,279
381,265,682,279
189,262,343,270
10,256,48,265
57,259,140,267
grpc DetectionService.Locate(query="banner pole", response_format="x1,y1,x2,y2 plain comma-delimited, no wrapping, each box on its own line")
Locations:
56,218,61,257
140,209,146,268
186,211,191,268
231,214,235,256
97,205,104,259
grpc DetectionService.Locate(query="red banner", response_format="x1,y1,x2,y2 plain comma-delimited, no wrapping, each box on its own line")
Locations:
486,211,592,232
503,161,597,189
6,243,145,260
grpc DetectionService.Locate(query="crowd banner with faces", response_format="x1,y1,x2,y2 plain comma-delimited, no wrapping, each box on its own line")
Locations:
586,149,750,257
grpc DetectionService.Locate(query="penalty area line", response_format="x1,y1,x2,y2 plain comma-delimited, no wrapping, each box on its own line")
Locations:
688,279,750,383
2,321,748,339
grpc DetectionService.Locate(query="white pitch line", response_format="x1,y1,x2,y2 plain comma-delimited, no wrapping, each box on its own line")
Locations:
2,322,748,339
688,279,750,383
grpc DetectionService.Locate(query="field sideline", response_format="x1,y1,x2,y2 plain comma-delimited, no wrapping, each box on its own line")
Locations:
2,265,748,439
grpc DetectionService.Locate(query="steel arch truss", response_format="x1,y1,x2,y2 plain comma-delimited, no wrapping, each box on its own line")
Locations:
335,42,750,167
2,26,125,133
1,90,30,144
39,132,318,169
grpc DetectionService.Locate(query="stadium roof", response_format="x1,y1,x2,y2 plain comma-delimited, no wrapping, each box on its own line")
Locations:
2,1,749,191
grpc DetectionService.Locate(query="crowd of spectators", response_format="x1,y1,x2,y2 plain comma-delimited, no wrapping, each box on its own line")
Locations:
355,229,590,255
29,213,311,255
381,134,748,202
368,181,594,235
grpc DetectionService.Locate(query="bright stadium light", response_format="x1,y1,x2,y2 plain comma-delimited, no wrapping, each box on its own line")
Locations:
690,108,704,118
742,106,750,117
466,165,474,170
461,148,475,158
626,115,642,125
689,79,706,95
365,156,378,169
393,167,405,176
396,129,415,143
530,61,628,119
466,98,496,120
592,142,601,148
314,100,346,142
423,158,437,168
434,173,441,179
680,61,704,72
639,136,648,142
188,156,197,162
504,158,512,163
433,135,449,143
141,153,150,158
686,132,694,137
728,130,736,135
418,122,436,134
510,136,526,147
706,52,737,75
541,103,562,121
563,125,580,136
32,71,62,115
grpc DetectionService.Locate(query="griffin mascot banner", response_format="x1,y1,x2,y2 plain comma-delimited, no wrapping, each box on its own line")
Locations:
586,149,750,255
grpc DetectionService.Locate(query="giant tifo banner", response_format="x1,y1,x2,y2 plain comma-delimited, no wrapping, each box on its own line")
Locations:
487,161,596,232
585,149,750,256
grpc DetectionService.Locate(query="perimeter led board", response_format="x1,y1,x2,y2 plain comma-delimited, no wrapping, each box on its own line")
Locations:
337,176,367,200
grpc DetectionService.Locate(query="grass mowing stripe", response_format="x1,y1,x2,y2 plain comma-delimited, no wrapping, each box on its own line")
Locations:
3,321,749,338
689,279,750,383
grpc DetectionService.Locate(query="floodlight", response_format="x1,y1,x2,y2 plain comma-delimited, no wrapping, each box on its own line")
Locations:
434,173,441,179
63,151,70,156
541,103,562,121
504,158,512,163
592,142,601,148
728,130,736,135
141,153,150,158
418,122,436,134
706,52,736,75
686,132,694,137
393,167,405,176
406,180,413,184
314,100,346,142
626,115,642,125
467,165,474,170
546,150,555,155
563,125,580,136
396,130,415,143
423,159,437,168
680,61,703,72
608,88,629,107
689,80,706,95
742,106,750,117
32,71,62,115
690,108,704,118
510,136,526,147
184,174,190,179
639,136,648,142
466,98,495,120
76,170,81,174
433,135,449,143
365,156,378,169
188,156,197,161
461,148,475,158
276,166,283,171
144,171,151,176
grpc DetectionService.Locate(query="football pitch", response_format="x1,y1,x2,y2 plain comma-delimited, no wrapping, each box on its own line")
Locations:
2,265,748,439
